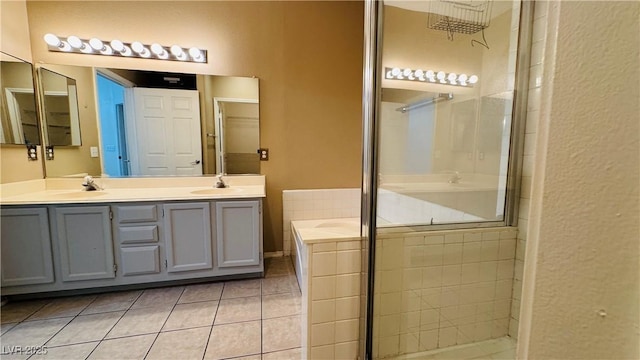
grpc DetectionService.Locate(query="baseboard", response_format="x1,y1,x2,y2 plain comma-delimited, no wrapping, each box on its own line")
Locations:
264,251,284,258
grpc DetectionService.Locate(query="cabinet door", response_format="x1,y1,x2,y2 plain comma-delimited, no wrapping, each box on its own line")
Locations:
215,200,261,268
163,203,212,273
1,208,54,286
55,206,115,282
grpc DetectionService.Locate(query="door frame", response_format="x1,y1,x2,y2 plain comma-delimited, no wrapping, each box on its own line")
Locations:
213,97,259,174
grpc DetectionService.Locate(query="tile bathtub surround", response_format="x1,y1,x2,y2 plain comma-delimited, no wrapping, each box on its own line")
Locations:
282,188,361,256
372,227,517,359
0,257,302,360
304,239,363,359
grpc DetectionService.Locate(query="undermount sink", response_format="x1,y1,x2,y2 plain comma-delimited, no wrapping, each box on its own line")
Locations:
54,191,107,199
190,188,244,195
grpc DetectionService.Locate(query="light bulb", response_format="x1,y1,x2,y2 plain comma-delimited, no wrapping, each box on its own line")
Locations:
391,68,401,77
150,43,164,55
89,38,104,51
132,42,150,57
100,45,113,55
458,74,468,82
171,45,185,57
469,75,479,84
59,41,72,52
120,46,132,56
414,69,424,77
425,70,435,79
402,68,412,77
448,73,457,81
44,33,61,47
80,42,93,53
67,36,83,49
386,70,393,79
436,71,446,80
131,42,144,53
188,47,203,61
110,40,125,52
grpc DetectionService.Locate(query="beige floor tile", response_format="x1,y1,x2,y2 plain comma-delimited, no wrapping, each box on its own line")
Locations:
0,317,73,349
81,290,142,315
30,342,98,360
26,296,96,321
221,279,261,299
262,347,302,360
0,322,17,335
262,275,300,295
105,306,171,338
146,327,211,360
265,257,294,278
0,300,49,324
178,282,224,304
262,315,301,353
87,334,156,360
490,348,516,359
204,321,261,360
262,293,301,319
46,311,124,347
214,296,261,325
162,301,218,331
131,286,184,309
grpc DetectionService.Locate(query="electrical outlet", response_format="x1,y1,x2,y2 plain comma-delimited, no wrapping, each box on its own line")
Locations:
46,146,54,160
90,146,99,158
257,148,269,161
27,145,38,161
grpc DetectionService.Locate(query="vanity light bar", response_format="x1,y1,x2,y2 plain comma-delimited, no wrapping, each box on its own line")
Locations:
385,67,478,87
43,34,207,63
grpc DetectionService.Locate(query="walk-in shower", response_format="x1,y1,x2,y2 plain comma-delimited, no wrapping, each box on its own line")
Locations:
361,0,533,358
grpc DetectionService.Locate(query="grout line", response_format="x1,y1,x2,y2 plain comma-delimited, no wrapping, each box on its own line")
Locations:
84,290,144,359
141,286,187,360
201,282,224,360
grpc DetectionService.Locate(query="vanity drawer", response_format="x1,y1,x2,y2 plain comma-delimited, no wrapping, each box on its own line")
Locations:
116,205,158,223
120,246,160,276
119,225,159,244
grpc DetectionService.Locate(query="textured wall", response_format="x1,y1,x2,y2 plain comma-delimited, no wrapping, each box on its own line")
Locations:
519,1,640,358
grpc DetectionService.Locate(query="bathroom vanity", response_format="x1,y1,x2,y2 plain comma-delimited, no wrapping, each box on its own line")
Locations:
0,176,265,296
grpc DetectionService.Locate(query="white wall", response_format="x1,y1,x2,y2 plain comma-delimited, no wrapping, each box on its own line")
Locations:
519,1,640,358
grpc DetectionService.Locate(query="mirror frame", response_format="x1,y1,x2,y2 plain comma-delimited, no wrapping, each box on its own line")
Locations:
38,67,82,147
0,51,42,146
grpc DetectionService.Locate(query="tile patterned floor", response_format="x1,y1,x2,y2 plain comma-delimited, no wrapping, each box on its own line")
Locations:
0,257,302,360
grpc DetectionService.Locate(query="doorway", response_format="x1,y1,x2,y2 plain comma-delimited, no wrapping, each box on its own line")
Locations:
96,72,129,177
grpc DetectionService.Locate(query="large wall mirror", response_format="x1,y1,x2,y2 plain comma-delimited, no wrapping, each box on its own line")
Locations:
38,63,260,178
0,52,41,145
39,68,81,146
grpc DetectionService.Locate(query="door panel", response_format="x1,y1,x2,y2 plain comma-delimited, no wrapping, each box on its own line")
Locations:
164,203,213,273
132,88,202,175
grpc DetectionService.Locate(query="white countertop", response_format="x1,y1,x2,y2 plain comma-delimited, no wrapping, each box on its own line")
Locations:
291,217,361,243
0,176,265,205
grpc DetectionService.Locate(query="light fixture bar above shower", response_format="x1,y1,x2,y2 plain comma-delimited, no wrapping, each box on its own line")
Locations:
396,93,453,113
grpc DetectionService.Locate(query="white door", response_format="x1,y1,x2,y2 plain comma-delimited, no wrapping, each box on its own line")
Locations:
130,88,202,176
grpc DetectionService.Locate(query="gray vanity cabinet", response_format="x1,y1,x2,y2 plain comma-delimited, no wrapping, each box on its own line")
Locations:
163,202,213,273
114,204,162,277
53,206,115,282
0,208,55,287
215,200,261,268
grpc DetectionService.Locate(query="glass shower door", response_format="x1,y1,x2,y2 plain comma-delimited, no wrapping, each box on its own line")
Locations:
364,1,532,359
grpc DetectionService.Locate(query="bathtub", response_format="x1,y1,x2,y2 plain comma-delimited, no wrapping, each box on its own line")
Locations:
290,217,362,359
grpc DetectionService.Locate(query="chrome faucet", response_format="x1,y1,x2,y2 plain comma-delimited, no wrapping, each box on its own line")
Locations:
215,174,227,188
448,171,462,184
82,176,102,191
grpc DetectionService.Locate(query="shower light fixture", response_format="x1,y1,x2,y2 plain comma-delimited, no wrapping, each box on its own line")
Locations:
43,34,207,63
385,67,477,87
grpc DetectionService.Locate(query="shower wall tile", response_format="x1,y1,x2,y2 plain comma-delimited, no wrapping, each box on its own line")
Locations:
372,227,517,358
282,189,360,256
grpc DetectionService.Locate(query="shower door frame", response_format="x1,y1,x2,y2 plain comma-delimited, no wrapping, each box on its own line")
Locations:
360,0,535,358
